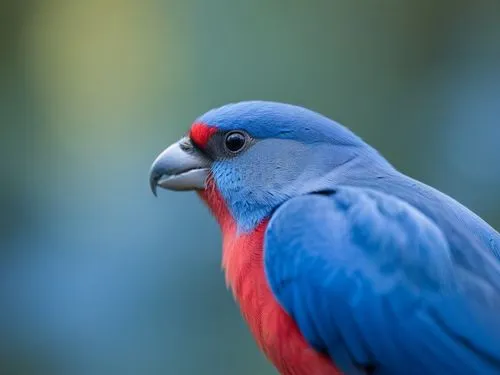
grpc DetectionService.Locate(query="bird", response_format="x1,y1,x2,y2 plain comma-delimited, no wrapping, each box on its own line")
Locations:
149,101,500,375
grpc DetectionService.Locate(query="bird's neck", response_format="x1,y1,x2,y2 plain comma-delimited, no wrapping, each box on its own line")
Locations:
197,180,234,232
197,183,339,375
199,184,280,349
197,182,268,297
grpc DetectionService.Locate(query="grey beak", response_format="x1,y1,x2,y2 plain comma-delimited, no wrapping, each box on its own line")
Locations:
149,137,211,196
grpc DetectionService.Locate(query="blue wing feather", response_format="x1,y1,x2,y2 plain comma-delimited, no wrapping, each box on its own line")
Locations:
264,187,500,375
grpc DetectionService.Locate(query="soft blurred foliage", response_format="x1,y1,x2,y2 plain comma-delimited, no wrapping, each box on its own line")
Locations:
1,1,499,374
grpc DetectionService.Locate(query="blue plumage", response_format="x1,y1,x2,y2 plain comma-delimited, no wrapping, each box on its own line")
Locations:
198,101,365,146
265,188,500,374
195,101,500,374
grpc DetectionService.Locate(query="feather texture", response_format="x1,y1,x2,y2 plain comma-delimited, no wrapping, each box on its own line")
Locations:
265,187,500,375
181,101,500,375
200,180,341,374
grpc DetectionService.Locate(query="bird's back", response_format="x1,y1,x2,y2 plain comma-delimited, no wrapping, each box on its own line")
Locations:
357,170,500,291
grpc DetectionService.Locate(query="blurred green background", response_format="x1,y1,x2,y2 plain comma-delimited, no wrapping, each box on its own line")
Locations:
1,1,499,374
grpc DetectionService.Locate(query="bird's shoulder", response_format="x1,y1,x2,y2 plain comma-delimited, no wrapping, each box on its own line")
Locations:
265,186,455,293
263,187,500,374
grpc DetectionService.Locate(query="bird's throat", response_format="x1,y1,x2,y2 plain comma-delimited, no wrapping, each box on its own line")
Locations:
198,182,340,375
197,179,234,232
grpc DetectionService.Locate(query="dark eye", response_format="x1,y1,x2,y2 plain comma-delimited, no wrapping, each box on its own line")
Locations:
224,131,246,153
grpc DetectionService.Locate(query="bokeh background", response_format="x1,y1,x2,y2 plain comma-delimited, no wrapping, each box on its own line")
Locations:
1,1,499,374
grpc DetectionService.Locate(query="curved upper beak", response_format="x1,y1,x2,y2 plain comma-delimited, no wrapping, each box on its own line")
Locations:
149,137,211,196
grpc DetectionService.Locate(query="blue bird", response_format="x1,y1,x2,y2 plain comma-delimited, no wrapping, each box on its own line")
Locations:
150,101,500,375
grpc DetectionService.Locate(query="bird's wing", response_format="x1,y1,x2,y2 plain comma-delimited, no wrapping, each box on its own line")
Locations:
264,187,500,375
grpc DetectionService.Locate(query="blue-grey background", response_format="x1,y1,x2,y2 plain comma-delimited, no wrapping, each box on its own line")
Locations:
1,1,499,374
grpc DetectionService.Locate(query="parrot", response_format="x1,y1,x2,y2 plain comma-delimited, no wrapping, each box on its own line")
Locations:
149,101,500,375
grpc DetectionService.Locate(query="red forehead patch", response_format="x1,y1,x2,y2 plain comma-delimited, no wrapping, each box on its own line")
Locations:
189,122,217,148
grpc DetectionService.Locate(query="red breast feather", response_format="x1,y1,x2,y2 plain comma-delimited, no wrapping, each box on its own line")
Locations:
199,181,341,375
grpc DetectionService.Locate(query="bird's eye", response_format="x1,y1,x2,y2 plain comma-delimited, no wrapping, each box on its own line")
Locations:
224,131,246,153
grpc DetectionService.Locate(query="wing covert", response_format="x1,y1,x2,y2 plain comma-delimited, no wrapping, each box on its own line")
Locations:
264,187,500,375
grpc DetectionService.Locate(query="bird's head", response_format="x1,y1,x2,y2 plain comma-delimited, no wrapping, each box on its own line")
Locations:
150,101,388,232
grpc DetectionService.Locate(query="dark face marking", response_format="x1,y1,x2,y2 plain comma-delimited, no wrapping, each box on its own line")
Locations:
189,122,254,161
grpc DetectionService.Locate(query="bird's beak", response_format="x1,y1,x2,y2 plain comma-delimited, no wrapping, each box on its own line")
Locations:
149,137,211,196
